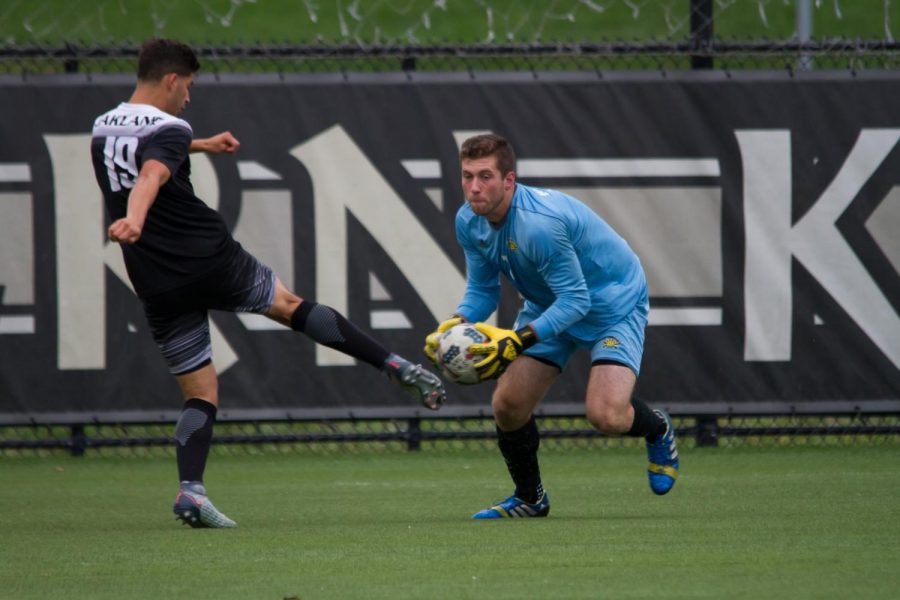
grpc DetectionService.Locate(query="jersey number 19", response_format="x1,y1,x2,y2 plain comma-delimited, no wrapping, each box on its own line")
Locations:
103,136,139,192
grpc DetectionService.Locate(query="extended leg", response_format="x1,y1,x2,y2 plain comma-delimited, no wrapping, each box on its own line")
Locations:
266,278,445,409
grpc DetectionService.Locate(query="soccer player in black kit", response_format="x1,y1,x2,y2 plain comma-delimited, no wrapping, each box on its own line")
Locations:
91,39,446,528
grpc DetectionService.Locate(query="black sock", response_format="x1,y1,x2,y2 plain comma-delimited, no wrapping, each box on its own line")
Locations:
290,301,390,369
497,416,543,503
174,398,217,483
627,398,667,441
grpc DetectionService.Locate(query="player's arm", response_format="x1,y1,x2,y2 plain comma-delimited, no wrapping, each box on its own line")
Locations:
190,131,240,155
454,224,501,323
107,160,171,244
470,223,588,380
526,223,591,342
424,217,499,365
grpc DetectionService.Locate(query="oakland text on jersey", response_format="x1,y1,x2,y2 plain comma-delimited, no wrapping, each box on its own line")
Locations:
94,113,165,128
92,103,193,139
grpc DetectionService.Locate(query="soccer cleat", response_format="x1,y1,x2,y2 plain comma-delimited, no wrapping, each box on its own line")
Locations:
472,492,550,519
173,481,237,528
384,353,446,410
646,409,679,495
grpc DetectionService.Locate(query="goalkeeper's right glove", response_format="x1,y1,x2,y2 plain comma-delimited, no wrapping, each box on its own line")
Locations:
423,316,464,368
469,323,537,381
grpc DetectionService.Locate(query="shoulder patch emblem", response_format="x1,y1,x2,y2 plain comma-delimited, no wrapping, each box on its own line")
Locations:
601,336,620,348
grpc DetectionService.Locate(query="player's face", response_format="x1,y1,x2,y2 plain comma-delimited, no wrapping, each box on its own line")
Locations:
168,73,194,115
461,156,515,222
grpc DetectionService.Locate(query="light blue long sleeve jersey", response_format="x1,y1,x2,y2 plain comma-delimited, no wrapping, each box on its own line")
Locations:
455,183,648,343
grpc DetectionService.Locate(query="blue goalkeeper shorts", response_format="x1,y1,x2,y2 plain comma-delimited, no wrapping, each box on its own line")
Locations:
513,292,649,376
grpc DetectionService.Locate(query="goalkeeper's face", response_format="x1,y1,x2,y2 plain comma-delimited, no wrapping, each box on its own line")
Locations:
461,156,515,222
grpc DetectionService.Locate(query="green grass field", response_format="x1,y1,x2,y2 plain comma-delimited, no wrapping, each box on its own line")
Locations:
1,446,898,599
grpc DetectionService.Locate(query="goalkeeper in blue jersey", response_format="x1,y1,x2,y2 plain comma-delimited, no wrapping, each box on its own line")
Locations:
424,134,679,519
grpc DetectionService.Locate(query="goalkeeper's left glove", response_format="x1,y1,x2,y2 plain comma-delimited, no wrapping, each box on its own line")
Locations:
423,316,464,368
469,323,538,381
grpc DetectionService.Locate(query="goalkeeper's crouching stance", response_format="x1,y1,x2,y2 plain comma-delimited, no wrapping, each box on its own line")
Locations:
424,133,678,519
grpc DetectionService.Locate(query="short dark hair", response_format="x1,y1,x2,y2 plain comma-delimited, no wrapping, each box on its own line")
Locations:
460,134,516,175
137,39,200,81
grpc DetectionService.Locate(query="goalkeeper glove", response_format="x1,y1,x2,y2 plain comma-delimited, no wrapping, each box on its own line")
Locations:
423,316,464,367
469,323,538,381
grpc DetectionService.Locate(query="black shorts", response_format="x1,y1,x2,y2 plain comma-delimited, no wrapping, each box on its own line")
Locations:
141,247,275,375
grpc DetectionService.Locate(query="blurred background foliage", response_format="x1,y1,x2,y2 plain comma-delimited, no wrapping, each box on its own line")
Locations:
1,0,896,46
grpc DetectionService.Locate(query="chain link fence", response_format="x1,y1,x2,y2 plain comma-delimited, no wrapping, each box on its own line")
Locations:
1,39,899,75
3,412,899,457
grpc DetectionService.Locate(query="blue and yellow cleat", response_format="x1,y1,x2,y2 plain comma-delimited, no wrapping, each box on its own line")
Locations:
646,409,679,495
472,492,550,519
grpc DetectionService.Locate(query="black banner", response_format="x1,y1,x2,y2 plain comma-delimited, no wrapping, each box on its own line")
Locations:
0,72,898,416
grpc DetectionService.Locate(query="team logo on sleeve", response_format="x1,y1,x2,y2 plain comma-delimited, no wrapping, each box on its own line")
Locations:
601,336,621,348
507,239,518,251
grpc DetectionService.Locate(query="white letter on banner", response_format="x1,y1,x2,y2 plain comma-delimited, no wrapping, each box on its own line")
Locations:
289,125,467,366
46,134,237,372
738,129,900,368
47,134,107,369
737,130,793,362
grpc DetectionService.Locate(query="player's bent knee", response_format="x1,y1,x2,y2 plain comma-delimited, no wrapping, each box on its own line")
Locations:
266,286,302,326
491,395,531,428
175,362,219,406
585,403,629,434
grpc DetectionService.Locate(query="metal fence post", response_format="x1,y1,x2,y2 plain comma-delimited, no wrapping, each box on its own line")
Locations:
407,417,422,452
70,424,87,456
690,0,714,69
695,416,719,447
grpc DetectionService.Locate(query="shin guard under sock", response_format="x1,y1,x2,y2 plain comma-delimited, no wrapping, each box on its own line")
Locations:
290,301,390,369
497,416,543,503
175,398,216,483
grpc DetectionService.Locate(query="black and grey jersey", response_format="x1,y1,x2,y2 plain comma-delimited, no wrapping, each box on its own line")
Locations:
91,102,240,298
